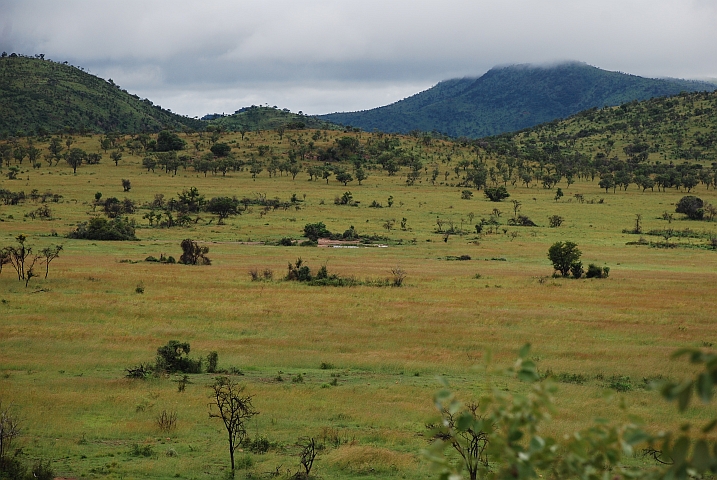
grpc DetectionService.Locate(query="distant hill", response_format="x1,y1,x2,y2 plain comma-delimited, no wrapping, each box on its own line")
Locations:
318,62,716,138
484,88,717,165
209,106,340,132
0,54,204,136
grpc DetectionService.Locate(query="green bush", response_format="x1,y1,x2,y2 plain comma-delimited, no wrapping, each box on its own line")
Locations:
68,217,137,241
155,340,202,374
303,222,331,241
675,195,704,220
484,186,510,202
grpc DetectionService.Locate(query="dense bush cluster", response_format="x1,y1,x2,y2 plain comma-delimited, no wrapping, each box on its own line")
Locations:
68,217,137,240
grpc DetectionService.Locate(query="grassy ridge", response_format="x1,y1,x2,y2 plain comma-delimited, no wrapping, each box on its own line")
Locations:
495,89,717,163
319,62,716,138
210,106,340,133
1,124,716,478
0,55,204,136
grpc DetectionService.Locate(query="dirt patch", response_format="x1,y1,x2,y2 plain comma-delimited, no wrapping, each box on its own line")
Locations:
318,239,360,247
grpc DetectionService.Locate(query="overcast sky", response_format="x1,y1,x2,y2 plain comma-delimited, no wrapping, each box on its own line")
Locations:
1,0,716,117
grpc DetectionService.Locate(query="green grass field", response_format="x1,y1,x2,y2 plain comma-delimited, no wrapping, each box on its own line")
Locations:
1,129,716,479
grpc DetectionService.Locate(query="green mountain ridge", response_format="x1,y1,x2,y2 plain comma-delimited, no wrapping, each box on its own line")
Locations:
0,54,205,136
318,62,716,138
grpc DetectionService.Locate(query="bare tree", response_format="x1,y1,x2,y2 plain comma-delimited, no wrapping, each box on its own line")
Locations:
208,377,258,474
297,437,317,478
39,245,62,279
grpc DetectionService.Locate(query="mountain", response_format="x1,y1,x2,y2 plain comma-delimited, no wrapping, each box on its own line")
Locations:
317,62,716,138
0,54,204,136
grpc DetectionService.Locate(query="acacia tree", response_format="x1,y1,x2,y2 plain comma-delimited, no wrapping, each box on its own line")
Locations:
39,245,62,279
206,197,240,225
66,147,86,174
547,241,581,277
208,377,258,474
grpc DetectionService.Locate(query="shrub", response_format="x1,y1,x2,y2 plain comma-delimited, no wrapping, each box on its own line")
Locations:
278,237,294,246
570,261,584,279
286,258,312,281
548,215,564,228
68,217,137,241
155,340,202,374
129,443,154,457
585,264,602,278
303,222,331,241
675,195,704,220
206,351,219,373
156,409,178,433
461,189,473,199
508,215,537,227
585,264,610,279
484,186,510,202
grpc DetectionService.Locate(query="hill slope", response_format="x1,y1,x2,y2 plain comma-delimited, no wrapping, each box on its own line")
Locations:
483,88,717,165
318,62,716,138
0,54,204,136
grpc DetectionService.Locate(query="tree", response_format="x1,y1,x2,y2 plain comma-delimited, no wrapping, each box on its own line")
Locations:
335,170,353,186
206,197,240,224
156,130,186,152
110,150,122,166
675,195,704,220
121,179,131,192
48,137,64,161
547,241,581,277
179,239,211,265
210,143,231,157
599,174,616,193
303,222,331,241
208,377,258,474
66,147,86,174
39,245,62,279
288,163,302,180
355,167,368,185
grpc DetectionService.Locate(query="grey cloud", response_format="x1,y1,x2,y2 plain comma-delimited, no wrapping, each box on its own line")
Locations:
1,0,716,116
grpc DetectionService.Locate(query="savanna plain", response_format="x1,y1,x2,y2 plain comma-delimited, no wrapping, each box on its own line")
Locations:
1,128,716,479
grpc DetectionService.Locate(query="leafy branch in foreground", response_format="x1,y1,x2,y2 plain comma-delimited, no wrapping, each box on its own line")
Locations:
425,345,717,480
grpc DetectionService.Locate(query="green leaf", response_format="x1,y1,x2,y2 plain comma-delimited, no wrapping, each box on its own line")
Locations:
624,429,650,445
672,436,690,465
456,412,475,432
677,383,693,412
692,440,711,473
529,435,545,452
509,430,524,442
697,372,713,403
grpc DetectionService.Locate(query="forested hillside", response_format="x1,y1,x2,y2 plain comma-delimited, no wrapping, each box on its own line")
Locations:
470,89,717,194
319,62,715,138
0,54,204,136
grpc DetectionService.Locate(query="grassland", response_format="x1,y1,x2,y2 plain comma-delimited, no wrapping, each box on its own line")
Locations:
1,127,716,479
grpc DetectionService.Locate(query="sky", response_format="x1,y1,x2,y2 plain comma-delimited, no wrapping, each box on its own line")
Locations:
1,0,716,118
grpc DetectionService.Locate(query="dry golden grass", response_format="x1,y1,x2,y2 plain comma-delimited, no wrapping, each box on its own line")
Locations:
1,129,716,478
